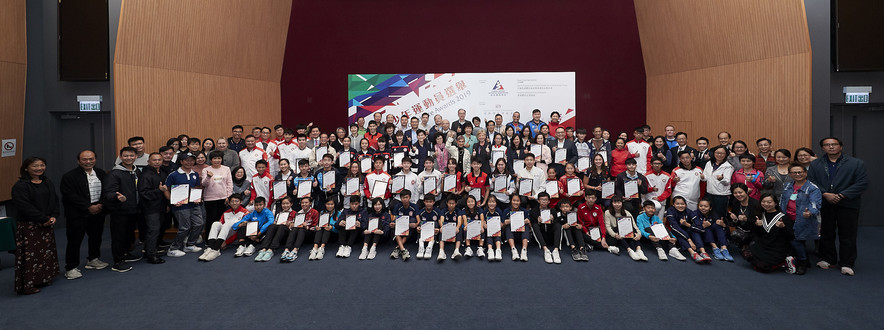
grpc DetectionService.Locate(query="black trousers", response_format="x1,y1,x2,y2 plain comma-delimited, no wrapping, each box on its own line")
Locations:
531,222,562,249
203,200,227,239
65,213,105,270
313,229,332,245
235,226,262,246
562,226,585,248
109,213,137,263
285,227,312,250
142,212,164,257
819,205,859,268
338,228,359,246
261,225,288,250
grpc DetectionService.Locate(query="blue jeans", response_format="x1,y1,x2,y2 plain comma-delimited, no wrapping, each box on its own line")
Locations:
171,207,204,251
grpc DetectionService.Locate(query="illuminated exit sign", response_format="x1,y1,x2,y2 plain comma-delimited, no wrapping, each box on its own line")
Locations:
843,86,871,104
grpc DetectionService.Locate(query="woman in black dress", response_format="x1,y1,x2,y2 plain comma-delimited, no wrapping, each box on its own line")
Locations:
11,157,60,295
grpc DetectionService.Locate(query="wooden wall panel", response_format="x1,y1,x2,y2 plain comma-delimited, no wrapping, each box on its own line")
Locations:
114,0,291,151
0,0,27,201
635,0,812,153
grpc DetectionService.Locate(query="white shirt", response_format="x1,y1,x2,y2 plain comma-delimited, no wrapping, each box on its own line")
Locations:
417,169,443,201
238,147,268,180
643,171,670,203
626,140,651,174
393,171,419,202
703,161,734,196
517,166,546,199
85,169,101,203
671,167,703,210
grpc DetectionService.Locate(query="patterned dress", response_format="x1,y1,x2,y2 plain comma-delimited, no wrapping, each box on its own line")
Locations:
11,178,60,293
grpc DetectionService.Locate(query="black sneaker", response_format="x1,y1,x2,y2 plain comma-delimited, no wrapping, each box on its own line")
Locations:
146,256,165,264
123,253,142,262
580,249,589,262
112,261,132,272
570,248,579,261
157,240,172,248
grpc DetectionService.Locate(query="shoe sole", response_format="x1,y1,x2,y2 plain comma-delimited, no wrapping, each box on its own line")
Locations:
111,267,132,273
84,265,107,270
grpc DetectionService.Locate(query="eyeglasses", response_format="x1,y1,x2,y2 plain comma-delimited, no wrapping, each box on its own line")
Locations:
822,143,840,147
789,171,806,175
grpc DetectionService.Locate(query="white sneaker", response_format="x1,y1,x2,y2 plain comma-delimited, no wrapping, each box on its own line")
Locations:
552,249,561,264
263,250,275,261
841,266,855,276
657,247,668,261
669,247,686,261
317,247,325,260
637,249,649,261
437,250,447,261
309,248,318,260
520,248,528,262
198,249,211,261
608,246,620,255
234,245,246,257
358,246,368,260
476,247,485,259
244,245,256,256
367,246,377,260
452,249,462,260
184,245,202,253
167,249,185,257
84,258,109,270
544,250,553,264
464,246,474,257
627,248,640,261
65,268,83,280
336,246,345,257
344,245,352,258
206,249,221,261
390,247,400,259
254,250,267,262
495,248,503,261
417,245,426,259
511,248,520,261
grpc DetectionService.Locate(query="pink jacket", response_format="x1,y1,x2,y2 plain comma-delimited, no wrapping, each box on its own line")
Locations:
201,165,234,201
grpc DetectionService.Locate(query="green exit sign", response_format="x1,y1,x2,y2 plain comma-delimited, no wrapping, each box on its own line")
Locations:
845,93,869,104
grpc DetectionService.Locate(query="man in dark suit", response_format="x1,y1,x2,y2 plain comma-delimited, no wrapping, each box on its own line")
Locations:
546,127,577,177
403,116,421,145
665,132,696,172
60,150,108,279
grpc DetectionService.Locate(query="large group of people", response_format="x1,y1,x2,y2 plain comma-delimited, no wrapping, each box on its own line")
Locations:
9,108,869,295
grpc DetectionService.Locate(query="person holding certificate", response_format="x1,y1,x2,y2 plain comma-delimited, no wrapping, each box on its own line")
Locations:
636,201,685,261
272,159,295,209
603,196,645,261
489,158,515,211
437,197,464,261
276,197,319,262
389,190,418,261
336,198,366,258
417,157,443,204
516,153,546,209
743,194,796,274
201,194,248,261
489,134,508,170
313,154,342,210
164,152,204,258
440,159,464,203
342,162,364,208
253,197,296,262
547,127,576,177
483,197,505,261
416,194,442,260
505,135,527,174
249,160,274,208
358,199,391,260
614,158,651,216
665,197,710,263
390,157,418,207
555,200,587,262
529,193,563,264
363,157,392,204
291,159,318,210
529,134,552,165
231,197,274,257
583,154,612,203
464,159,490,208
459,196,486,259
575,193,610,258
539,167,562,208
557,163,585,206
504,194,531,261
307,199,341,260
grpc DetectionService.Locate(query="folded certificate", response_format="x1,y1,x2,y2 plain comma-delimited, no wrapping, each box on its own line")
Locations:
510,211,525,232
318,213,330,227
189,188,203,203
420,222,435,242
487,216,501,237
625,180,639,198
371,180,387,199
346,177,360,196
275,211,290,225
617,217,634,238
395,216,410,236
577,157,590,172
423,177,437,195
441,223,457,242
443,174,457,192
368,218,379,231
519,178,533,196
543,180,559,197
322,171,335,190
360,157,372,173
567,178,581,195
294,213,305,227
494,175,508,192
566,212,578,225
297,180,312,198
467,221,482,240
540,209,552,224
589,226,602,241
513,160,525,173
273,181,288,199
601,181,615,199
346,214,358,230
555,148,567,163
338,152,351,167
170,184,189,204
391,175,405,194
246,221,259,236
530,144,542,157
393,152,405,168
650,223,670,239
468,188,481,201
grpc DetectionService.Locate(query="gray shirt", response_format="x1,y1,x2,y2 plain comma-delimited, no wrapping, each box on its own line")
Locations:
220,149,240,169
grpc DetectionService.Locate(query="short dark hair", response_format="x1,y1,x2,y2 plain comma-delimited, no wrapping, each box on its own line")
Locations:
119,146,137,156
254,196,266,204
738,154,756,162
208,150,224,160
819,136,842,147
756,137,771,145
399,189,411,197
232,125,244,131
675,132,687,139
624,158,637,165
274,124,284,130
127,136,144,145
158,146,173,153
696,137,709,144
229,193,243,201
255,159,268,167
634,126,644,133
537,192,550,200
642,200,656,208
532,109,541,114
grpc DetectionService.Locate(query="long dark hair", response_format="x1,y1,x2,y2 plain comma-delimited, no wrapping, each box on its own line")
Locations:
19,157,47,180
231,166,246,185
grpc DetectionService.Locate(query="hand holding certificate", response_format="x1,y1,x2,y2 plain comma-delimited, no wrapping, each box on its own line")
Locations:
346,177,360,196
589,227,602,241
391,175,405,194
510,211,525,232
423,177,437,195
275,212,290,225
519,178,533,196
487,216,501,237
513,160,525,173
441,223,457,242
494,175,508,192
540,209,552,224
393,152,405,168
491,151,504,165
189,188,203,203
555,148,567,163
170,184,189,205
339,152,351,167
543,180,559,198
395,216,410,236
468,188,481,201
567,178,581,195
443,174,456,192
322,171,335,190
273,181,288,199
420,223,435,242
371,180,387,199
368,218,379,232
617,218,634,238
246,221,259,236
294,213,306,227
530,144,541,157
360,157,372,173
466,221,482,240
346,214,358,230
601,181,615,199
650,223,670,240
297,180,312,198
566,212,578,225
625,180,639,198
318,213,330,227
577,157,590,171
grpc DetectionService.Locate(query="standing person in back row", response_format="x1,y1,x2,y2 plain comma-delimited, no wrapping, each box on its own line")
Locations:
114,136,149,170
137,152,169,265
626,126,651,175
60,150,108,280
807,137,868,276
228,125,246,152
102,147,142,273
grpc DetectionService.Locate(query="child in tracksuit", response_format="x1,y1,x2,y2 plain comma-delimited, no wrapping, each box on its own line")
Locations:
530,192,563,264
232,197,274,257
280,197,319,262
505,193,530,262
636,200,686,261
254,197,296,262
416,194,442,260
336,198,365,258
694,199,733,262
359,198,390,260
483,196,505,261
666,196,711,263
201,193,248,262
308,198,340,261
557,199,587,262
437,197,464,261
460,195,485,259
390,190,418,261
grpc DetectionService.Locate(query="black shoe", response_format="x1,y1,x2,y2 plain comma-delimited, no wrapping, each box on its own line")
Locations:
123,253,142,262
570,248,579,261
580,249,589,262
157,240,172,248
795,260,808,275
112,261,132,272
146,256,165,264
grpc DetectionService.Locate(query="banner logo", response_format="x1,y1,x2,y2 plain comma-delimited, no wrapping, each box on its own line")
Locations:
489,80,508,96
